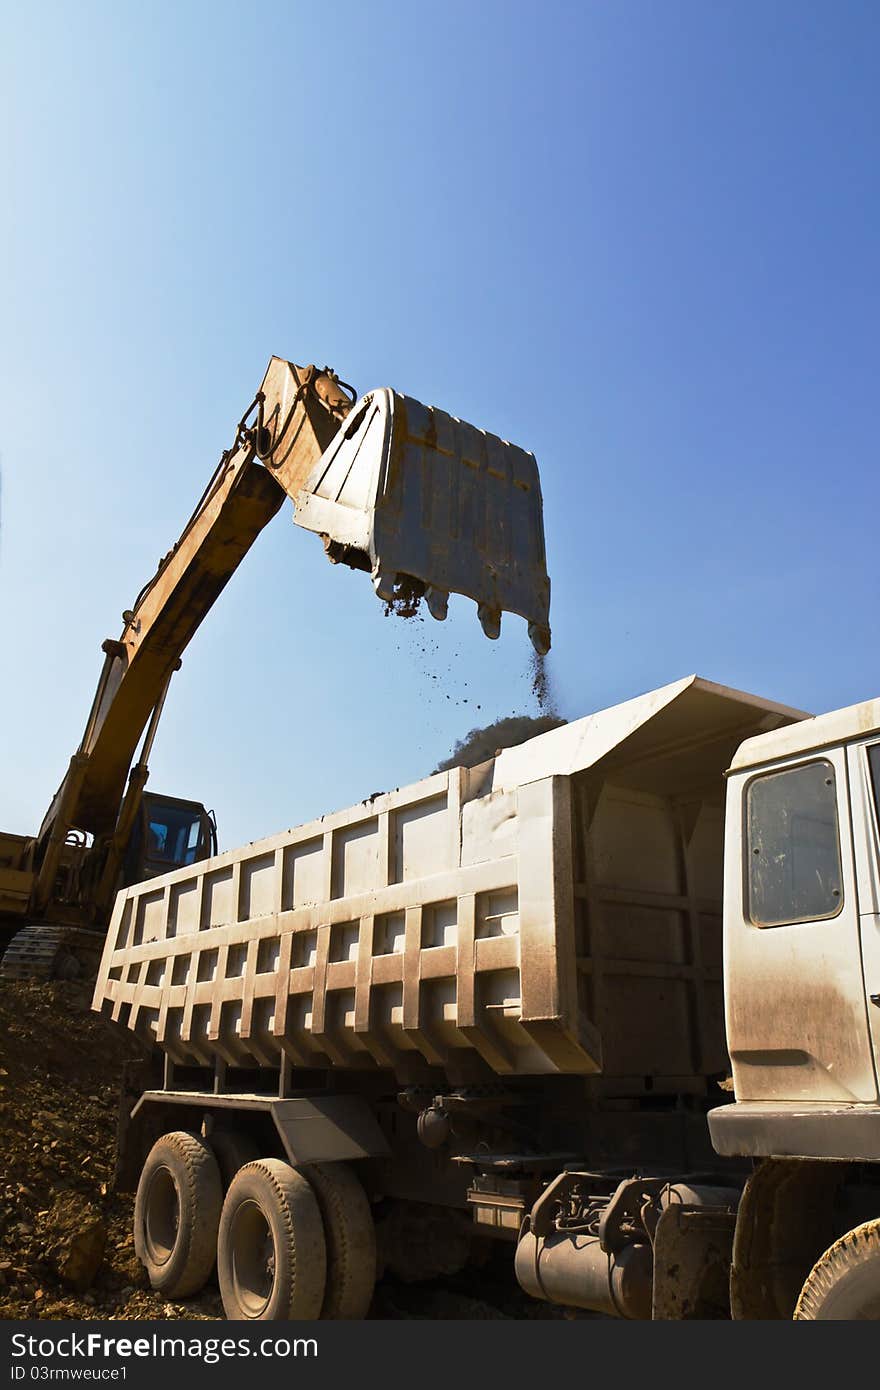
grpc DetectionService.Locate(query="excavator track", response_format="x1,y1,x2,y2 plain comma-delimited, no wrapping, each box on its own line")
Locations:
0,925,104,983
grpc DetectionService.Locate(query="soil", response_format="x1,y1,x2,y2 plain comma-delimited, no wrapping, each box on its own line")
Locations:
0,981,221,1320
433,713,566,773
0,981,579,1321
529,649,559,717
382,575,424,619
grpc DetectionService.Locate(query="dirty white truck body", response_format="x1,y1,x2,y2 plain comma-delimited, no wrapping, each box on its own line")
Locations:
93,678,880,1318
706,698,880,1319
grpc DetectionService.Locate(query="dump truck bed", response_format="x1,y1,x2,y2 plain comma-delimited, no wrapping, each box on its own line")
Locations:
93,677,806,1086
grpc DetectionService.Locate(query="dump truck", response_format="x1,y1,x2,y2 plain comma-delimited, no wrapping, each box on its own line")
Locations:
93,672,880,1320
0,357,550,981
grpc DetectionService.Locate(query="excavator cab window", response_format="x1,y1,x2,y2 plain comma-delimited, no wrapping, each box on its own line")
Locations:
125,794,215,885
146,807,203,866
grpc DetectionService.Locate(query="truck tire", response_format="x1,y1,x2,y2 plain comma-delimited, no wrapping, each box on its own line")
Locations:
301,1162,376,1319
209,1130,261,1191
134,1131,223,1298
217,1159,326,1320
794,1219,880,1319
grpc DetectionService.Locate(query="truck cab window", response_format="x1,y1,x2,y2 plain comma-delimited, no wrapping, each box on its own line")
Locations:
746,760,842,927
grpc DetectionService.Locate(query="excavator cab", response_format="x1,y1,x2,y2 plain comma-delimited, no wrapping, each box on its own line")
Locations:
123,792,217,886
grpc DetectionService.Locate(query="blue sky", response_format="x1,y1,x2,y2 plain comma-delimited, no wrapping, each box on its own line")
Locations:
1,1,878,849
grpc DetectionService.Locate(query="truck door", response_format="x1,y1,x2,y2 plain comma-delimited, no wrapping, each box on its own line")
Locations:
846,740,880,1087
726,747,878,1103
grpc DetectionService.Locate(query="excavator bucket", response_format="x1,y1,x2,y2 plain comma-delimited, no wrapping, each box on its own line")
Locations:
292,388,552,653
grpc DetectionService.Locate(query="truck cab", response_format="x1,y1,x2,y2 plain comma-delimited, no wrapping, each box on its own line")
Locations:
710,697,880,1317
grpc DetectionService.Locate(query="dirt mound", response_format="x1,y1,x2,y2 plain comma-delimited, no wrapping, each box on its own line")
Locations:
433,712,566,772
0,981,219,1320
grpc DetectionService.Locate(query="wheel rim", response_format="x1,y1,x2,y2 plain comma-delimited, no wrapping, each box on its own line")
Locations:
230,1198,277,1316
144,1165,179,1267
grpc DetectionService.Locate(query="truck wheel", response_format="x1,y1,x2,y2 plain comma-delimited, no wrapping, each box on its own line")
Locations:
795,1219,880,1319
209,1130,260,1191
218,1159,326,1319
134,1131,223,1298
301,1162,376,1319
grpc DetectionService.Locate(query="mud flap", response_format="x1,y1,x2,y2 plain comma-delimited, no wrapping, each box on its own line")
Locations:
293,388,552,652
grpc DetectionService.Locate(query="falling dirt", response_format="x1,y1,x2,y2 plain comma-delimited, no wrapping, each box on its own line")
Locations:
390,611,478,727
529,648,559,717
382,591,565,774
0,981,584,1322
382,575,425,619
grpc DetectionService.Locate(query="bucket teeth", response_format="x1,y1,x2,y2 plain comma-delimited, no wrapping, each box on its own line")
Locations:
528,622,551,656
478,604,502,641
372,566,396,603
425,587,448,622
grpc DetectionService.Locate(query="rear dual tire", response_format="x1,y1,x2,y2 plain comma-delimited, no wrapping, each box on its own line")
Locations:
216,1159,377,1319
134,1131,223,1299
302,1162,377,1319
218,1159,326,1319
135,1132,376,1318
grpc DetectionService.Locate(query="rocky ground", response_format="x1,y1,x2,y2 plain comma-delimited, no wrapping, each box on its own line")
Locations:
0,981,574,1321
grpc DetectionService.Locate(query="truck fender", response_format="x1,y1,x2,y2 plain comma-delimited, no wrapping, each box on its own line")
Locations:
127,1090,390,1175
729,1158,844,1319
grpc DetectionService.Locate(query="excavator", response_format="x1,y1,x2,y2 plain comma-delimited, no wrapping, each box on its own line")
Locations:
0,356,551,980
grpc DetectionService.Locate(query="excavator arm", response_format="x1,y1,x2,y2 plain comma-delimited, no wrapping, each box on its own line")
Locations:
45,361,352,844
31,360,352,916
15,354,552,934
